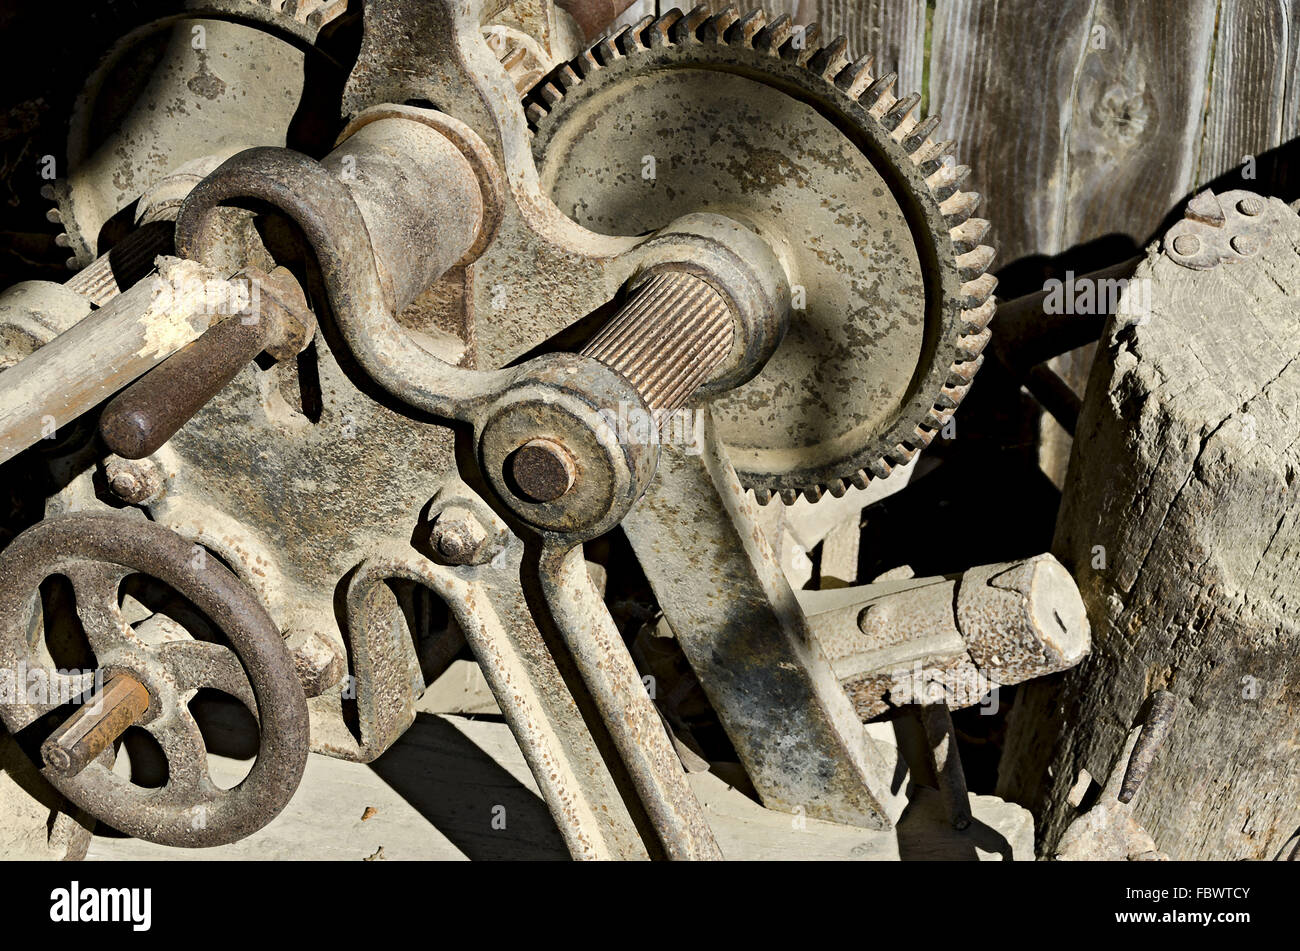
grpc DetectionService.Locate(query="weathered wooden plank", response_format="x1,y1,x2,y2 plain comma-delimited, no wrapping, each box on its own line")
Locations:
800,1,927,96
1062,2,1217,250
929,0,1096,263
1196,0,1290,188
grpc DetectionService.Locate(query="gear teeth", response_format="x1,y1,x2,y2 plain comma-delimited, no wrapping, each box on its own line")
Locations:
529,15,992,507
834,55,876,98
618,15,656,53
939,189,981,226
754,13,794,54
924,406,954,430
808,36,850,79
887,443,918,467
859,71,897,114
961,296,997,332
726,9,767,47
882,91,920,133
538,82,564,106
902,114,941,153
947,355,983,386
593,33,623,65
779,23,823,66
917,139,955,174
700,7,741,44
956,244,995,282
927,162,971,202
950,217,991,254
673,5,712,43
956,327,992,362
961,271,998,308
645,9,684,47
574,44,602,76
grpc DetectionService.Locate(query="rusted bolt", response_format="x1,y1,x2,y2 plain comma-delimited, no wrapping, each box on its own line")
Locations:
41,673,150,778
432,506,489,564
509,438,577,503
1171,233,1200,256
1231,233,1260,255
103,455,166,505
1237,196,1266,216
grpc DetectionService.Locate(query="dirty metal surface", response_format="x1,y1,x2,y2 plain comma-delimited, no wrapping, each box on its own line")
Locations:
349,540,653,860
0,0,1017,861
621,413,897,830
529,8,997,502
538,542,723,858
800,555,1090,719
0,513,308,846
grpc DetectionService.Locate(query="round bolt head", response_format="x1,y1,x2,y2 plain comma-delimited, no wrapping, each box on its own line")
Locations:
509,438,577,503
1237,196,1266,216
103,456,165,505
432,508,488,564
1171,233,1200,256
1231,233,1260,255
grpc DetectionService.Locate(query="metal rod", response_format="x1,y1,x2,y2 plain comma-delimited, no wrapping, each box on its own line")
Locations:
100,313,273,459
0,258,239,465
920,701,971,830
41,673,151,778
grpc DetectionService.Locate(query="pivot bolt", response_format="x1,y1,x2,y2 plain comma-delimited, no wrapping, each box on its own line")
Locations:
1231,234,1260,255
509,438,577,503
1171,233,1200,256
104,455,166,505
432,506,489,564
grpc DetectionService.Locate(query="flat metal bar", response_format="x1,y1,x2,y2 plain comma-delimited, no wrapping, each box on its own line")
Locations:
621,413,896,829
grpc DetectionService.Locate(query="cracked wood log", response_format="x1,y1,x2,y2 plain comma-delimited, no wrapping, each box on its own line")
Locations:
998,198,1300,860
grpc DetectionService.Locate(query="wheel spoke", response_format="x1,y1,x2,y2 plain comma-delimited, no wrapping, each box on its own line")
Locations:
156,639,257,713
63,561,134,654
144,707,215,803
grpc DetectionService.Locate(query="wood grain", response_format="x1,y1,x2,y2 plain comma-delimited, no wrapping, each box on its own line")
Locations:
1061,1,1217,250
929,0,1097,263
1001,205,1300,859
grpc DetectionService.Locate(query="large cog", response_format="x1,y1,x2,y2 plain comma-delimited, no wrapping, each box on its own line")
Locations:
525,5,996,504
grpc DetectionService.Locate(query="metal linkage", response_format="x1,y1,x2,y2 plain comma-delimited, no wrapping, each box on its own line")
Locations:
621,415,899,830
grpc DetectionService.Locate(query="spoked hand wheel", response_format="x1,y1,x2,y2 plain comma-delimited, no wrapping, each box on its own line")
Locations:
0,512,308,847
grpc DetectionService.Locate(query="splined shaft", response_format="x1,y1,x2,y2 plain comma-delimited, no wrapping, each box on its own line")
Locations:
581,270,733,420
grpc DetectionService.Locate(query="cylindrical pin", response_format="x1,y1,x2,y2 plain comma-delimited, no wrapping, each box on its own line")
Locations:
41,673,151,777
1118,690,1177,804
100,313,273,459
921,701,971,830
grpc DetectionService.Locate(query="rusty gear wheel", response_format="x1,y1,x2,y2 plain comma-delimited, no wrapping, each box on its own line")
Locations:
526,5,996,504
